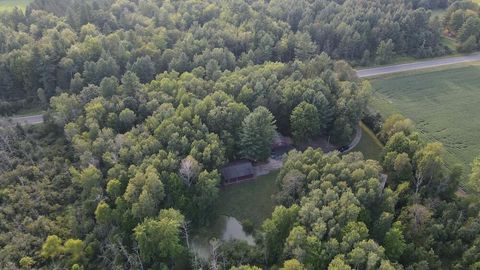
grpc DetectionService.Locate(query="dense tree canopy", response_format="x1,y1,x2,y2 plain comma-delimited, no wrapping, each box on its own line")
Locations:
444,1,480,52
0,0,446,114
0,0,479,270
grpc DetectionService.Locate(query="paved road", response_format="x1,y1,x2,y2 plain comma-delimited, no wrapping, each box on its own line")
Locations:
344,125,362,153
5,114,44,125
257,123,363,176
357,53,480,78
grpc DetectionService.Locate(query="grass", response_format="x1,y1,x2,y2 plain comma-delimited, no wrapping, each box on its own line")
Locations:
440,35,459,52
0,0,31,11
369,62,480,171
215,170,280,227
14,106,44,117
352,122,383,161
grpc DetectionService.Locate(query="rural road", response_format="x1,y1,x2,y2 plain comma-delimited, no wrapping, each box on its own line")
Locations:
344,125,362,153
257,123,364,176
357,53,480,78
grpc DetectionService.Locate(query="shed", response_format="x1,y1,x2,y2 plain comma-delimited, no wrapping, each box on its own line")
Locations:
221,160,254,184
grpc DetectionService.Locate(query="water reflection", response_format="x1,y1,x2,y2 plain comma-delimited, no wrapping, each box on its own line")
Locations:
191,215,255,260
221,216,255,244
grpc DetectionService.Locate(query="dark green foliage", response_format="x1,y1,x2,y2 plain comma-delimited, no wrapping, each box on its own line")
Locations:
239,107,277,162
217,240,263,270
0,0,445,115
290,101,321,143
444,1,480,51
0,1,477,270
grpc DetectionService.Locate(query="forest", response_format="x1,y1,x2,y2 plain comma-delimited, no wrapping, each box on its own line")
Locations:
0,0,480,270
0,0,450,114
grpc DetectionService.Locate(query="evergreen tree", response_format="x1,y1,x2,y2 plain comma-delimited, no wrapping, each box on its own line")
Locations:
240,106,277,161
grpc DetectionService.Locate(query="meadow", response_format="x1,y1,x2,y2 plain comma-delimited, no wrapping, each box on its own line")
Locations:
370,62,480,170
0,0,31,11
215,170,279,227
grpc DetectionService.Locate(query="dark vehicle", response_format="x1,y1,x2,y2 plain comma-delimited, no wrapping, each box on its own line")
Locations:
271,145,295,160
338,145,349,153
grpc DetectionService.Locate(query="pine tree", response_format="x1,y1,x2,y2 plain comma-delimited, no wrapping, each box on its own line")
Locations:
239,106,276,161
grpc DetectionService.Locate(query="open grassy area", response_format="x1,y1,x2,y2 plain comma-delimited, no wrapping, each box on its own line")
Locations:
370,62,480,170
215,170,280,227
352,122,383,161
13,106,44,117
0,0,31,11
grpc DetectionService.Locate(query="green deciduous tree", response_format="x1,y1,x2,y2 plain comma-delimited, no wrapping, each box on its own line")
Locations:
124,166,165,220
262,205,300,264
376,39,395,65
134,209,185,265
383,222,406,261
379,114,415,142
281,259,306,270
49,93,82,127
290,101,321,142
40,235,64,259
118,108,136,131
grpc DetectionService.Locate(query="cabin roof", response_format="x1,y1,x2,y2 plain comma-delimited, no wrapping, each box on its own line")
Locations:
220,160,254,180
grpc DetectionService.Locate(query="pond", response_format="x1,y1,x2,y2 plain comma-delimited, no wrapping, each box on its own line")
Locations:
191,215,255,260
191,171,279,260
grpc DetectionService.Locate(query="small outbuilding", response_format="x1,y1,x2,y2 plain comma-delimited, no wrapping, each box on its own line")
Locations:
220,160,254,184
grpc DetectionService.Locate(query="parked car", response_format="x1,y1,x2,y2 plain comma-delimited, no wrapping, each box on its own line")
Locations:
338,145,349,153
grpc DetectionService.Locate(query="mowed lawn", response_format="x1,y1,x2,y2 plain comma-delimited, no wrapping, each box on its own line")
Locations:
352,122,383,161
215,170,279,227
370,63,480,169
0,0,31,11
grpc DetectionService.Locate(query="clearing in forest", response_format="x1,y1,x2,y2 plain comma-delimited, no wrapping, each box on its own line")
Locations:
370,62,480,170
0,0,31,11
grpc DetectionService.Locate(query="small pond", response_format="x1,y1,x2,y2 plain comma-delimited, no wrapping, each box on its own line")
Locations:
191,215,255,260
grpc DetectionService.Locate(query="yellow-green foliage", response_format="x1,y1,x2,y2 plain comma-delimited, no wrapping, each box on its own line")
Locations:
0,0,31,11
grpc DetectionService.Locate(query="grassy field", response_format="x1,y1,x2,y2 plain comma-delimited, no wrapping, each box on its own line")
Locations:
352,122,383,161
370,62,480,170
13,106,43,117
0,0,31,11
215,170,279,227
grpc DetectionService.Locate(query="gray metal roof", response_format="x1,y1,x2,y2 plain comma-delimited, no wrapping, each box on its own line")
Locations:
221,161,254,180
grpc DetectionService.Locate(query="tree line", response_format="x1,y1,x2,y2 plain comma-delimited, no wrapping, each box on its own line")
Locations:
0,0,446,114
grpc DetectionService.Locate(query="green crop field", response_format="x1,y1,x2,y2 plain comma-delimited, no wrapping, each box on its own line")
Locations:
370,62,480,170
0,0,31,11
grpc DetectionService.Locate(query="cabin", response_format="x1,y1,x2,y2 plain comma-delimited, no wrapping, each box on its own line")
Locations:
220,160,254,184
